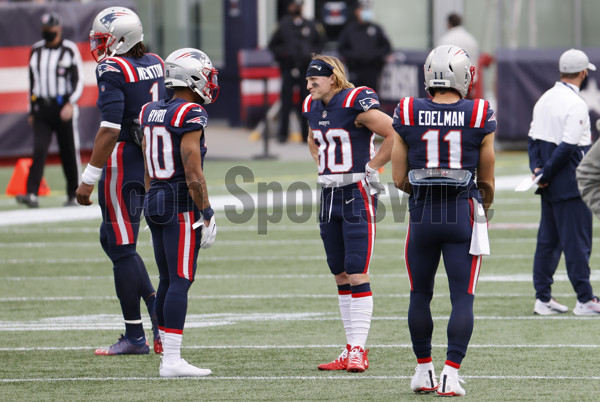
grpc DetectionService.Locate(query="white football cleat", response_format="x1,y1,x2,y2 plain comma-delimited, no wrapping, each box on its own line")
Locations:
411,362,439,393
534,298,568,315
573,297,600,316
159,357,212,377
437,366,466,397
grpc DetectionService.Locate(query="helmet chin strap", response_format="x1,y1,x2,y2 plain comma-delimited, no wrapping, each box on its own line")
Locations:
110,40,124,57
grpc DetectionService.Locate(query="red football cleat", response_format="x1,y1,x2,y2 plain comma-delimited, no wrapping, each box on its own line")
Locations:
346,346,369,372
318,344,351,371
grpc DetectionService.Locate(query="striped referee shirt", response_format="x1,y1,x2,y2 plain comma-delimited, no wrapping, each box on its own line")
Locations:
29,38,84,112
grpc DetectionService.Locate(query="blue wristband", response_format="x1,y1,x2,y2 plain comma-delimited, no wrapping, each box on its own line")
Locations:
201,206,214,221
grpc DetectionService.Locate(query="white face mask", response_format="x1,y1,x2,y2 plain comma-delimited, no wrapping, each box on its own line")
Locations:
360,9,374,22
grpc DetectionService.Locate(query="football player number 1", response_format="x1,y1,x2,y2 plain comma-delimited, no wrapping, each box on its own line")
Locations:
149,82,159,102
144,126,175,179
422,129,463,169
312,129,353,173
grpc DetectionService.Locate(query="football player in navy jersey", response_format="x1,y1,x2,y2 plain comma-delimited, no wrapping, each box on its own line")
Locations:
76,7,166,356
140,48,218,377
391,45,496,396
302,54,395,372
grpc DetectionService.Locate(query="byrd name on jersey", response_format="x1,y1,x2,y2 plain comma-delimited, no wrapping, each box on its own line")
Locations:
139,98,208,215
96,53,167,143
302,86,379,185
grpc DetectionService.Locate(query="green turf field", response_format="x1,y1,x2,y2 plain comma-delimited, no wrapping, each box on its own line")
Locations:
1,152,599,401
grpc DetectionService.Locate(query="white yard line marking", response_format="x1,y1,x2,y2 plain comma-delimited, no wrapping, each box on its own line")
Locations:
0,292,584,302
1,343,599,352
1,312,598,332
3,273,599,282
1,374,599,383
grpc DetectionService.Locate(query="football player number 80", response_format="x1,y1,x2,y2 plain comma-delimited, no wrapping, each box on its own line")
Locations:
144,126,175,179
312,129,353,174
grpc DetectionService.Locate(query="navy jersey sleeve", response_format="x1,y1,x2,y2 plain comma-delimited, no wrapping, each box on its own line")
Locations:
484,106,497,134
95,60,126,125
170,103,208,136
346,87,380,112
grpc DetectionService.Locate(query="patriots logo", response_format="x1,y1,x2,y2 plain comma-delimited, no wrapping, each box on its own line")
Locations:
359,97,380,111
488,111,497,122
100,11,130,29
187,116,208,126
175,51,205,61
97,62,120,77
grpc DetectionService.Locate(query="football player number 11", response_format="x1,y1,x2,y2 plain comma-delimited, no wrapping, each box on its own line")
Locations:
422,129,463,169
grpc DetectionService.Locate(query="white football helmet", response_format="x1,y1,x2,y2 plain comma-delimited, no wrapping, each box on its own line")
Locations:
424,45,475,98
164,48,219,104
89,7,143,62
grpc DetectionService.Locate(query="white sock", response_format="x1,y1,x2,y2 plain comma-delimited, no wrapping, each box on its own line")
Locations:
350,295,373,349
338,294,353,346
163,332,182,364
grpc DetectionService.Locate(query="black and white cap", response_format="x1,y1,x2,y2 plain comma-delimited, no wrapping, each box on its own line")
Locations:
41,13,60,27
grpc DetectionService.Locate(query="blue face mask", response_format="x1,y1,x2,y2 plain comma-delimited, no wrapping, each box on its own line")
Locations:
360,9,374,22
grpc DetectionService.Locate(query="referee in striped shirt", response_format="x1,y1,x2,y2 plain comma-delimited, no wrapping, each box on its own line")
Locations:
17,13,84,208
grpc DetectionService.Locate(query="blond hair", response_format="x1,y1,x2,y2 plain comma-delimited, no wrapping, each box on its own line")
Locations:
311,53,354,94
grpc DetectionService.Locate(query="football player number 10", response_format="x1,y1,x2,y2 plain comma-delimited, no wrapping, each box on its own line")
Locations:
144,126,175,179
312,129,353,174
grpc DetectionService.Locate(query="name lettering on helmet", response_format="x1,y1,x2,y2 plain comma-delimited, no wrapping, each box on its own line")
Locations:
136,63,164,81
418,110,465,126
148,109,166,123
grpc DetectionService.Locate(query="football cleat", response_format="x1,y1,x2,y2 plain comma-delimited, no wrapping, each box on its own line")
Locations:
318,344,350,371
573,297,600,316
159,357,212,377
16,193,39,208
411,363,439,393
346,346,369,373
437,367,466,397
534,298,568,315
94,334,149,355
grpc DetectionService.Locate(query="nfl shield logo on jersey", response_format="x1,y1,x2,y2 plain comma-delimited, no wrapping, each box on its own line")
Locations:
322,110,327,118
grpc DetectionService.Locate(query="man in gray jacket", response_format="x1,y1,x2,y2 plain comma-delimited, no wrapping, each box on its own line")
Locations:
577,120,600,218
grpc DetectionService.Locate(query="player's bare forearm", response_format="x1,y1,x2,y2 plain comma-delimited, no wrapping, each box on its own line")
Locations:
307,129,319,165
88,126,119,169
181,130,210,210
477,132,496,214
142,136,151,192
358,109,394,169
391,134,411,194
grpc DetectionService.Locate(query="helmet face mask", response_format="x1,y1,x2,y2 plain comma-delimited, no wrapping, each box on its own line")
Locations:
89,7,143,62
90,32,115,62
424,45,474,99
165,48,220,104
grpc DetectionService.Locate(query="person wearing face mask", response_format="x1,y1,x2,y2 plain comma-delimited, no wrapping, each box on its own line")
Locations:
337,0,391,92
17,12,84,208
528,49,600,316
268,0,325,143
